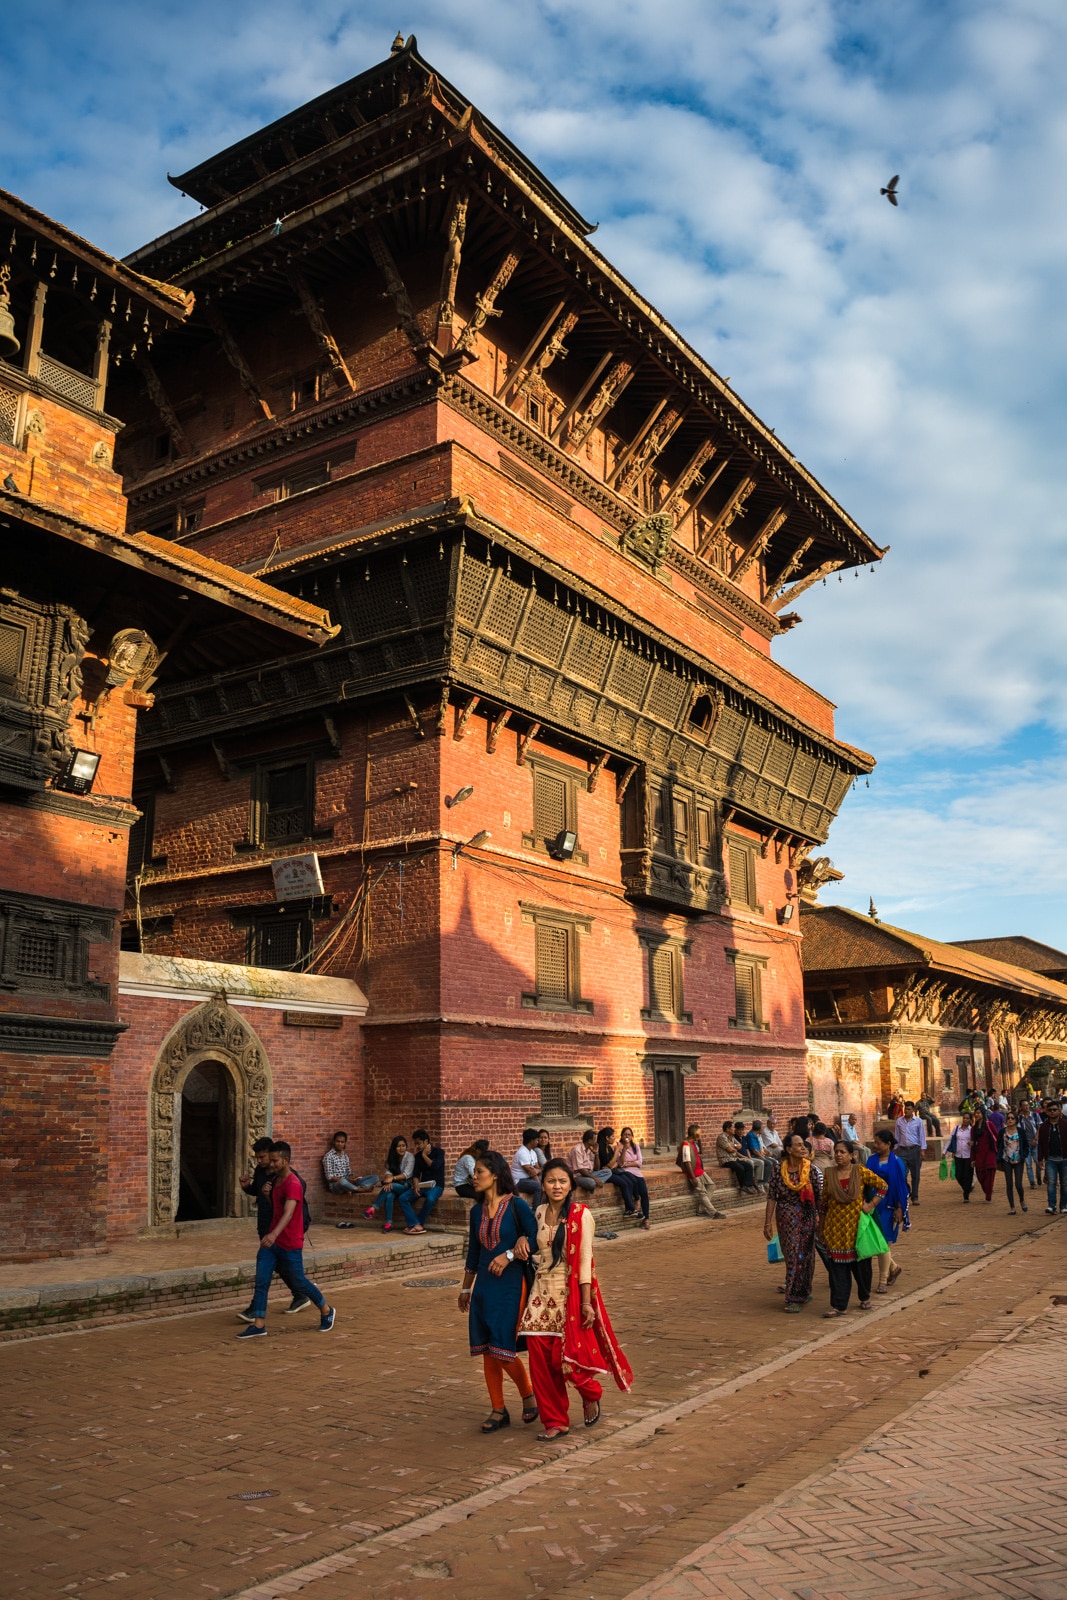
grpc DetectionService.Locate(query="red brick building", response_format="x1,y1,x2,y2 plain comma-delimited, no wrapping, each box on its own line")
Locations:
0,188,343,1259
112,39,881,1195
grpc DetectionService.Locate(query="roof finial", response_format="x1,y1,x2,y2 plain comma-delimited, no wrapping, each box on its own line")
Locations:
868,896,879,921
391,30,405,53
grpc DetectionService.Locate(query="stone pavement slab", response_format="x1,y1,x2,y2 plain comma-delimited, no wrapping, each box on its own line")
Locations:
625,1306,1067,1600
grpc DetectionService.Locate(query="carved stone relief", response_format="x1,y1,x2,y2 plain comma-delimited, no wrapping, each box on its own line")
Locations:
148,993,273,1227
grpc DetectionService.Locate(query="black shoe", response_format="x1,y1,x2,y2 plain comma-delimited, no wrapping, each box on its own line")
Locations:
236,1307,256,1323
283,1294,312,1314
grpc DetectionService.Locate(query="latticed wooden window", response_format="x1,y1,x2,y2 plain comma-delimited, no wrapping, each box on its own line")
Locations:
252,915,310,971
15,931,58,979
536,923,571,1004
533,769,567,848
650,946,676,1016
539,1077,579,1120
0,619,27,690
263,764,311,842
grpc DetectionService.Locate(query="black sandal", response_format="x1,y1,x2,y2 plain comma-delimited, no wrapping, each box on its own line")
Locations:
522,1397,539,1424
481,1408,510,1432
583,1400,601,1428
537,1427,569,1442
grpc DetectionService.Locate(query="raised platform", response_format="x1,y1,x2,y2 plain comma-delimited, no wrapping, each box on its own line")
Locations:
323,1156,761,1232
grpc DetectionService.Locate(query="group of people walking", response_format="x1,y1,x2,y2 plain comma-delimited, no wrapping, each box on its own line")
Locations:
945,1098,1067,1213
762,1128,908,1316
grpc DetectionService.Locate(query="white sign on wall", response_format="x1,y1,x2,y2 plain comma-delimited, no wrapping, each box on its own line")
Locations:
271,852,324,902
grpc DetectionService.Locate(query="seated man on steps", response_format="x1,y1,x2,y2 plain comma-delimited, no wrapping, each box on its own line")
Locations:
322,1130,378,1229
678,1124,726,1218
715,1120,759,1192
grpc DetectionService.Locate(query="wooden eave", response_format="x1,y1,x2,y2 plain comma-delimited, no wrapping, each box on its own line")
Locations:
0,487,337,654
1,187,193,328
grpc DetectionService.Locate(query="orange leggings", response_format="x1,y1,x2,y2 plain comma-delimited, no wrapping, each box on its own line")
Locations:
482,1353,533,1411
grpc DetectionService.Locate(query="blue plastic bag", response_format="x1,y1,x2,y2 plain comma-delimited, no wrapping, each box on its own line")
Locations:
767,1235,784,1263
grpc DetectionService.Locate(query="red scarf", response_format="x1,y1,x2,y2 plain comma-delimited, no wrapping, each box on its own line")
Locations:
560,1203,633,1392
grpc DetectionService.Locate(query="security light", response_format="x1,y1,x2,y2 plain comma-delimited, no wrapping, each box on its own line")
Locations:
777,903,795,925
445,785,474,808
451,828,491,869
551,829,578,861
53,748,101,795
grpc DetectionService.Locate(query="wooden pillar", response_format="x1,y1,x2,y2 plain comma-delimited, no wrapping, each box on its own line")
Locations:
22,281,46,378
92,319,111,413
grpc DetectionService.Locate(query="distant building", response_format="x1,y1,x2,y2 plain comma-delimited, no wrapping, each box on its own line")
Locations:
951,936,1067,986
800,904,1067,1110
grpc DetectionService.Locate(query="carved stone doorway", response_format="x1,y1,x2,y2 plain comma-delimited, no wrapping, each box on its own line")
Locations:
149,995,272,1228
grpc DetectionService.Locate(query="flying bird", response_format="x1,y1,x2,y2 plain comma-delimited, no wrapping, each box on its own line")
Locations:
880,175,900,206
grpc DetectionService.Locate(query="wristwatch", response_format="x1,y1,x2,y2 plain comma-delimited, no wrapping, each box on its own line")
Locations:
505,1249,515,1262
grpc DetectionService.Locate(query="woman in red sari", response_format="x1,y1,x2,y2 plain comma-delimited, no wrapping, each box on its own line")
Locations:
971,1108,999,1202
518,1158,633,1442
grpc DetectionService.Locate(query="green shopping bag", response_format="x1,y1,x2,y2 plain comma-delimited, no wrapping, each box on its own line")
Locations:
855,1210,888,1260
938,1155,949,1180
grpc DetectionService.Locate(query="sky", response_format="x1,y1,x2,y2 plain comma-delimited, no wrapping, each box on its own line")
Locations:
4,0,1067,946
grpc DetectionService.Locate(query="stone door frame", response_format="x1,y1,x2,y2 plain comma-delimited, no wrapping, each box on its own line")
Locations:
148,994,273,1228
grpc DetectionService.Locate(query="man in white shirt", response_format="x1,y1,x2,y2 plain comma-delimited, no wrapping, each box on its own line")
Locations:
510,1128,543,1207
762,1116,784,1158
841,1113,861,1145
894,1101,928,1204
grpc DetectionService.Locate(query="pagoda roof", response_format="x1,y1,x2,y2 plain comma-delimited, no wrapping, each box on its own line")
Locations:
125,39,882,579
801,903,1067,1006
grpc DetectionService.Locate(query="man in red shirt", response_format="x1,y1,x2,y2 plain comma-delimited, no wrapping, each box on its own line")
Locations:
237,1140,336,1339
678,1123,726,1218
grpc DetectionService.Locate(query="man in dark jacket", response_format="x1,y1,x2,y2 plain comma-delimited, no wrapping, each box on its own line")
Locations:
1037,1102,1067,1214
402,1129,446,1232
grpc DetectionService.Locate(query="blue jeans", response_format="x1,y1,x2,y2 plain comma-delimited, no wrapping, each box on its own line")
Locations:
1024,1150,1039,1187
329,1176,378,1194
398,1184,443,1227
1046,1156,1067,1210
251,1244,325,1319
514,1177,542,1208
370,1181,408,1223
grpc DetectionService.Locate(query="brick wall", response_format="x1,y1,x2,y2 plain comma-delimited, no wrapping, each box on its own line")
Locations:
0,1050,109,1260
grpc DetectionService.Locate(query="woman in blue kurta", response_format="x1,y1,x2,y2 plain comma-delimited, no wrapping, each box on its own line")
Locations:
865,1128,910,1293
458,1150,540,1432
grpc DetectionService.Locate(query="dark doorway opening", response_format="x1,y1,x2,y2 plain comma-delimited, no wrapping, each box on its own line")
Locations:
177,1062,235,1220
651,1061,686,1154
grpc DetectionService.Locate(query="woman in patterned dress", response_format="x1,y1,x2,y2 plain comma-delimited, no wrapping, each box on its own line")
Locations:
518,1159,633,1442
763,1132,824,1311
457,1151,540,1432
817,1140,888,1317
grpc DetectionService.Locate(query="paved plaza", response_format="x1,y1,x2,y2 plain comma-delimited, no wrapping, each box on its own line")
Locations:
4,1180,1065,1599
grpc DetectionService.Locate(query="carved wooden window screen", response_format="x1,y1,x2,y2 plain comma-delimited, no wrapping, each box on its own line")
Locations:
484,577,524,640
522,597,569,665
539,1076,579,1120
737,1076,766,1111
0,384,19,446
38,353,97,410
251,915,311,971
533,769,567,847
16,930,59,979
651,947,675,1015
535,924,570,1003
0,619,27,690
263,764,311,842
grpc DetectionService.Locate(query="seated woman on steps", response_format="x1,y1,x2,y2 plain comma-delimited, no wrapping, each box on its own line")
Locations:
615,1127,651,1228
364,1135,414,1232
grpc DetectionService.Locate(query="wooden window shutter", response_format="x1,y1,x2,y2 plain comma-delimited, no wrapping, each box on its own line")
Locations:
536,923,571,1003
533,769,567,847
672,797,690,859
729,842,754,908
733,960,756,1027
650,946,676,1016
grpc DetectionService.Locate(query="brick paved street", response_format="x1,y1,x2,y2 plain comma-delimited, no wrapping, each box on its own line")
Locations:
4,1180,1065,1599
626,1302,1067,1600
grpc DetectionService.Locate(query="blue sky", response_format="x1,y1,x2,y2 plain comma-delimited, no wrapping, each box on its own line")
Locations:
5,0,1067,946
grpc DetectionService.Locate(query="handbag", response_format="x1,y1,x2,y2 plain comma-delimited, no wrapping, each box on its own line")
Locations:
855,1210,888,1260
767,1234,784,1263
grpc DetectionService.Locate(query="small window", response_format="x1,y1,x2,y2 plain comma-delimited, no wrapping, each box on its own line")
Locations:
539,1077,579,1120
943,1068,954,1090
178,501,204,534
250,912,312,970
728,950,768,1031
727,836,761,912
127,789,156,879
640,935,692,1024
736,1075,767,1112
253,762,313,845
523,757,587,863
273,461,331,502
522,906,592,1013
522,1064,592,1127
16,930,58,979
